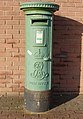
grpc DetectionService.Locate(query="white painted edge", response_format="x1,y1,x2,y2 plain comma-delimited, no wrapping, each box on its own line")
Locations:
27,50,32,55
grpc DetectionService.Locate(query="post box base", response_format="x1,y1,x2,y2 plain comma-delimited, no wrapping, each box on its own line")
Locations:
24,88,51,113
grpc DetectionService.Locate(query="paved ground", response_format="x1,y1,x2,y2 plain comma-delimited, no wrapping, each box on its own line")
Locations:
0,94,83,119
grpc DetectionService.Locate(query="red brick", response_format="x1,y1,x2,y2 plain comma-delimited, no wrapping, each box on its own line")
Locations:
0,52,11,57
43,0,55,1
0,16,12,20
0,67,6,71
0,61,12,67
0,43,12,48
13,15,24,20
9,75,19,80
68,7,83,12
13,34,24,39
13,79,24,84
12,61,23,66
75,12,83,17
0,6,13,11
68,0,82,2
0,79,12,84
0,34,12,39
76,3,83,7
0,39,5,44
8,84,18,88
6,48,18,54
0,0,83,95
0,58,5,62
19,75,25,80
0,10,4,16
6,66,19,70
6,57,19,62
80,88,83,94
13,70,24,75
0,75,6,79
0,71,12,75
62,3,75,7
55,0,68,2
4,11,20,16
13,43,25,48
7,92,20,95
6,29,19,34
0,48,5,53
13,24,24,29
0,25,12,29
0,88,12,92
5,1,19,6
6,20,20,25
19,48,25,54
12,86,24,92
11,52,24,57
13,6,20,11
0,1,5,6
0,20,4,25
19,20,25,25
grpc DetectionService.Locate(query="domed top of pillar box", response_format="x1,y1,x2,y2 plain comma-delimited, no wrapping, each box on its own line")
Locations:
20,2,59,15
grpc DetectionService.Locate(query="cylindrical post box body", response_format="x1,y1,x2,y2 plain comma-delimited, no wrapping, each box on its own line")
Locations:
20,2,59,113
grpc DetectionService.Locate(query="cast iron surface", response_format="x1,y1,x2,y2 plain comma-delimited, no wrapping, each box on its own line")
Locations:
24,88,51,113
20,1,59,113
20,2,59,12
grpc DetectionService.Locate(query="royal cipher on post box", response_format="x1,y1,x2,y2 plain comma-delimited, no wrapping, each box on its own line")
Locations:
20,2,59,113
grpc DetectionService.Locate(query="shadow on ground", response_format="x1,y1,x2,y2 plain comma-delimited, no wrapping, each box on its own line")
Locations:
51,15,83,109
0,95,83,119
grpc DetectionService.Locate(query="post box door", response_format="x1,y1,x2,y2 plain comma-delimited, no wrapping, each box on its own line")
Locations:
25,17,52,91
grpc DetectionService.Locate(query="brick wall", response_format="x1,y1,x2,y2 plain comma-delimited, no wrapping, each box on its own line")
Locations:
0,0,83,95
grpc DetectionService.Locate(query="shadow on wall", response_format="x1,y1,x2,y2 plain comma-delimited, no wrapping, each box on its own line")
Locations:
51,15,83,108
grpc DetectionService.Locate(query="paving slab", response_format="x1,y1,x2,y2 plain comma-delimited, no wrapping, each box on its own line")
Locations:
0,94,83,119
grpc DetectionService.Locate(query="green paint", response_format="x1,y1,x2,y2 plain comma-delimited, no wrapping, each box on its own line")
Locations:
20,2,59,91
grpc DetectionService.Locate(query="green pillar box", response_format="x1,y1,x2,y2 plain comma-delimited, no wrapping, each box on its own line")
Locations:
20,2,59,113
